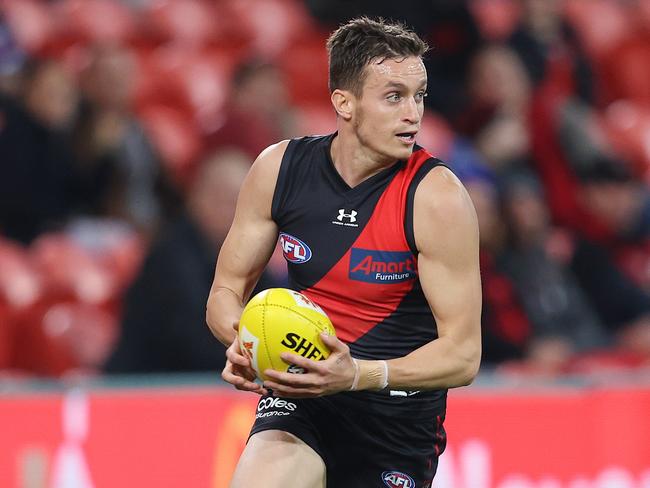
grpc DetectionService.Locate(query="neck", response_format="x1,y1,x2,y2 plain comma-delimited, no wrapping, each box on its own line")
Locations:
330,131,397,188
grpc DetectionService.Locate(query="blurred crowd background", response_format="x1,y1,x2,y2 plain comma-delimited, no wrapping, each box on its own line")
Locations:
0,0,649,382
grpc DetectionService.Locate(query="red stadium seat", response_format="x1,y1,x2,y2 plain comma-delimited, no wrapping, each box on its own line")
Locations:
1,0,58,53
603,100,650,183
227,0,314,57
133,47,195,120
134,46,234,131
600,34,650,106
279,33,330,106
295,104,336,137
640,0,650,28
469,0,521,41
0,238,42,309
96,234,145,294
62,219,147,294
138,104,203,188
159,47,233,130
54,0,137,44
564,0,630,62
30,234,118,306
144,0,227,46
0,302,14,369
11,300,118,377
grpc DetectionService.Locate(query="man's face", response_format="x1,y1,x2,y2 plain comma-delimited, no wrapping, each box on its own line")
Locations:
351,56,427,162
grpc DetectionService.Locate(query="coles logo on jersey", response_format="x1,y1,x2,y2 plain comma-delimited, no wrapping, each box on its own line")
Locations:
279,233,312,264
382,471,415,488
349,248,417,283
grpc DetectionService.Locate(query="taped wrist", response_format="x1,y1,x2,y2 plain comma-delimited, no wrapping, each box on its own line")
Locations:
349,359,389,391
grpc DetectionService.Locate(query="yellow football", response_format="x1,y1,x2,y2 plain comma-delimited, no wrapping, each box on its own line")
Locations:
238,288,335,381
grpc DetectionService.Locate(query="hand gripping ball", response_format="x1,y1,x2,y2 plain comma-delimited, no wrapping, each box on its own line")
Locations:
238,288,335,381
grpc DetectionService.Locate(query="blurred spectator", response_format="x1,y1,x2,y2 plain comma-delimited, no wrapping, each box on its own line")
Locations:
71,44,180,235
542,91,650,258
204,58,296,159
422,0,483,120
0,16,25,97
587,168,650,293
499,171,608,373
0,58,79,244
464,175,532,366
458,44,532,175
569,162,650,345
508,0,594,104
578,161,650,243
528,69,631,245
571,237,650,358
104,148,277,374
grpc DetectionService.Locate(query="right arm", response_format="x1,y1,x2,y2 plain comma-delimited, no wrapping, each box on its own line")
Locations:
206,141,287,389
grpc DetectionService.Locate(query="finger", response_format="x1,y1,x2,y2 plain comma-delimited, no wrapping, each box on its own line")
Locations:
263,369,320,388
320,333,347,353
226,350,258,381
223,368,267,394
234,364,258,382
226,346,251,368
263,380,320,398
223,361,264,391
279,353,323,372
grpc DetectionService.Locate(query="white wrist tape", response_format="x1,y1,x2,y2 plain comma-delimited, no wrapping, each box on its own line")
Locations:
379,360,389,390
350,358,360,391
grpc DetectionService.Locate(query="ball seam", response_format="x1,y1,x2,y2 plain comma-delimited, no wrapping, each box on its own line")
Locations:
261,301,273,375
244,303,332,333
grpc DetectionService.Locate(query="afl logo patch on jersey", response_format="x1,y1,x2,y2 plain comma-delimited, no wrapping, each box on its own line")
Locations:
279,233,312,264
349,248,417,283
382,471,415,488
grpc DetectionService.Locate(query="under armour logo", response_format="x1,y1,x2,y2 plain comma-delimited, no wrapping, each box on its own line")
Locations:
337,209,358,223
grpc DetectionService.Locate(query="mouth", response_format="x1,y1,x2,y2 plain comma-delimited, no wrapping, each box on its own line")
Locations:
396,131,417,144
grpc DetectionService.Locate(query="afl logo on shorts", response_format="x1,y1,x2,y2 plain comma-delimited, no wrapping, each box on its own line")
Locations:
279,233,312,264
382,471,415,488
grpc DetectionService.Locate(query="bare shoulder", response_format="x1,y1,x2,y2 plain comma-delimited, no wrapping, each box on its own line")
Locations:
413,165,478,255
247,140,290,184
236,140,290,219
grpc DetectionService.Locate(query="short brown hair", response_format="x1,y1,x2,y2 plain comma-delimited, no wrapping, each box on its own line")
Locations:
326,17,428,96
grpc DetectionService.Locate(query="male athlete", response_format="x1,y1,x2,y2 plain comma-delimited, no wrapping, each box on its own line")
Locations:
206,17,481,488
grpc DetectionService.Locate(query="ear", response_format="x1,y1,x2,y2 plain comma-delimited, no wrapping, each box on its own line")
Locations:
331,89,354,121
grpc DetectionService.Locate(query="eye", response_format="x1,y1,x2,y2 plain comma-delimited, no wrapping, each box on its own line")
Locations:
386,92,401,102
415,91,428,102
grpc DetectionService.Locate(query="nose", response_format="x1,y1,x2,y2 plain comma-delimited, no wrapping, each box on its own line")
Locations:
402,96,421,124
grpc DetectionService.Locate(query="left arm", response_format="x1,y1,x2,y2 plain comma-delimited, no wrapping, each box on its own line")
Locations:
381,166,482,389
263,166,482,396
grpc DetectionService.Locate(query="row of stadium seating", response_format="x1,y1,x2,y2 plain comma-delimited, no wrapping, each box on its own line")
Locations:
0,234,143,376
3,0,649,185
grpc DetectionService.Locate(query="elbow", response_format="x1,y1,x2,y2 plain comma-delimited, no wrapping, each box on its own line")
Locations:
205,290,239,346
457,349,482,387
205,293,215,330
205,296,226,344
205,306,215,336
205,309,219,342
459,360,480,386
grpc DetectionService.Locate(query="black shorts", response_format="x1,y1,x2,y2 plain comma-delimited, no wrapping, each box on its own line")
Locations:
250,390,447,488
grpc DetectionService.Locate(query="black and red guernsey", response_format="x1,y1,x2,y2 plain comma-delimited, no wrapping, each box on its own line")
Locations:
272,132,447,409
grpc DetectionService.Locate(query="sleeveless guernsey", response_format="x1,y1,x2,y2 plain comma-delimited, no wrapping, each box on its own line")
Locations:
272,132,447,411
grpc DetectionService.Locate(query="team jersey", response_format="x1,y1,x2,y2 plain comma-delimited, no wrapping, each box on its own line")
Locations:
272,132,447,410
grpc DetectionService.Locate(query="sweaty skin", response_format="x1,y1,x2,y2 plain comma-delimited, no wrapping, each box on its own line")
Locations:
369,58,425,78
